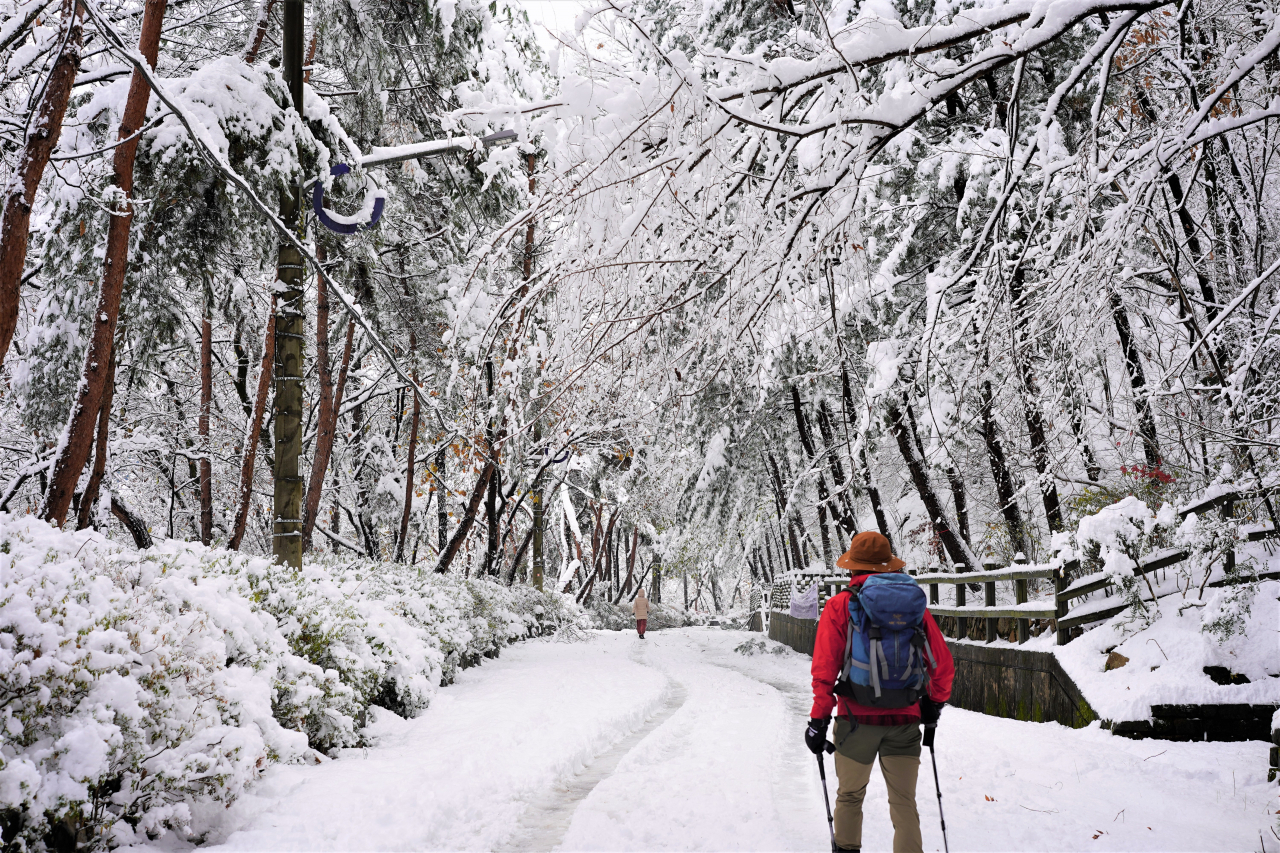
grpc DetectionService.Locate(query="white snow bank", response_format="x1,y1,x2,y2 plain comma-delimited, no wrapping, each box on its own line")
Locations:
175,632,666,852
1056,579,1280,722
0,514,579,850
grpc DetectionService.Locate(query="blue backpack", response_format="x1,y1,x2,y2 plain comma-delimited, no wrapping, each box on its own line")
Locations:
833,572,936,708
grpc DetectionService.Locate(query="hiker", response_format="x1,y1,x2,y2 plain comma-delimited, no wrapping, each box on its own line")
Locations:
805,531,954,853
632,587,649,639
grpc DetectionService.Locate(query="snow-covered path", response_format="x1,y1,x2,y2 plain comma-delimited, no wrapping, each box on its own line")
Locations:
188,629,1273,852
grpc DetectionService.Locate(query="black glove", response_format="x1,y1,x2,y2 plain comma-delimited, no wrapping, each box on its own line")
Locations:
805,717,830,755
920,697,944,726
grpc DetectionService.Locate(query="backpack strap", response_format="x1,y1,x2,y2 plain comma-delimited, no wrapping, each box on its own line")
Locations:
836,589,859,684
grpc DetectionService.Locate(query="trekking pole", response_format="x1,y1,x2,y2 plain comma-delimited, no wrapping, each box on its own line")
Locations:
923,724,949,853
816,742,836,853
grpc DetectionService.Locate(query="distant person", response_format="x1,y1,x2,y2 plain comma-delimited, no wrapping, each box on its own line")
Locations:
633,587,649,639
805,532,954,853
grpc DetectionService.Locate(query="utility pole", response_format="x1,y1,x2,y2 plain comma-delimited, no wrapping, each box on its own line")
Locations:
273,0,306,568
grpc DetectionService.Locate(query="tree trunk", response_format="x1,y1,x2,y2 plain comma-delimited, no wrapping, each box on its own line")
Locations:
77,349,117,531
433,463,494,573
303,254,354,551
1008,266,1064,534
774,522,793,574
395,350,421,564
1110,292,1162,469
308,316,352,548
303,246,334,552
886,395,975,571
483,361,499,575
506,527,533,586
840,365,892,545
230,306,274,550
272,0,306,567
1066,374,1102,482
946,467,969,545
650,554,662,602
816,400,858,536
241,0,276,63
0,0,84,372
602,509,619,593
790,385,840,567
859,445,892,547
979,379,1029,556
41,0,169,526
766,452,805,572
531,424,544,590
436,448,448,553
111,495,153,549
198,284,214,545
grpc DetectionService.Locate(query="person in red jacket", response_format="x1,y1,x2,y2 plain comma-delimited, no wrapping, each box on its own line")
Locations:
805,532,954,853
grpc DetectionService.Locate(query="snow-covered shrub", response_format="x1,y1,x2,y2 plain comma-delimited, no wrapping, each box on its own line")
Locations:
1074,497,1178,627
0,515,579,849
0,519,312,850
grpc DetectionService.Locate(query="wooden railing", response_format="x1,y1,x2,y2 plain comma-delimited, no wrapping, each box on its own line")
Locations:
762,485,1278,647
913,559,1060,645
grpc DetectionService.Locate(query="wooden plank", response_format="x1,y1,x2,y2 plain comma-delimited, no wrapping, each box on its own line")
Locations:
1059,574,1112,601
915,567,1055,584
1139,547,1190,574
1176,484,1279,519
1177,490,1240,519
1059,547,1190,603
929,604,1056,619
1246,525,1279,542
1058,601,1127,631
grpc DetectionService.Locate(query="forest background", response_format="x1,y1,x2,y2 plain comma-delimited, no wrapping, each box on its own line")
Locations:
2,0,1279,623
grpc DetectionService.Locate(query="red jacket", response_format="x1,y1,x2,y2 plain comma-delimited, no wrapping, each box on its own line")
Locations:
810,572,954,720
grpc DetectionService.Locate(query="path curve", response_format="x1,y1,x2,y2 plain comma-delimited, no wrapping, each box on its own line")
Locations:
497,652,689,852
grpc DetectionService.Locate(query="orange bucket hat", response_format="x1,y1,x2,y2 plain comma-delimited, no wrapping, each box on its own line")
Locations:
836,531,906,573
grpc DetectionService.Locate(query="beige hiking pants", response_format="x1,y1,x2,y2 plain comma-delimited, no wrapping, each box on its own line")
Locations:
831,719,922,853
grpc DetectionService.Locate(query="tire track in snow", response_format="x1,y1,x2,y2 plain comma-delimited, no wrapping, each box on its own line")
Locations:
689,638,827,850
497,646,688,853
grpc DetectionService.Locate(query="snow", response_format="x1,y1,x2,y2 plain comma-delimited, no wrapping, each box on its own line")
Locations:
0,514,578,849
361,137,481,168
694,425,730,491
121,628,1275,853
1055,580,1280,722
864,339,901,398
186,637,666,852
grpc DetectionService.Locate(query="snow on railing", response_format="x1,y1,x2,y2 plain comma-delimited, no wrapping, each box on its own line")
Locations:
912,556,1059,645
766,484,1278,647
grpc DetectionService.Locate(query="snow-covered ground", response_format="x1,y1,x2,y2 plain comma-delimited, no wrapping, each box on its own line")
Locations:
145,628,1275,853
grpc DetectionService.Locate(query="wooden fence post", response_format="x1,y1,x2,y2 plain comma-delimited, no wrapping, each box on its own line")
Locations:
985,580,997,643
1015,578,1029,643
1054,565,1069,646
1221,498,1235,575
928,564,939,605
954,562,968,639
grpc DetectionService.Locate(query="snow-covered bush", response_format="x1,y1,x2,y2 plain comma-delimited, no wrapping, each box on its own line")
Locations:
1074,497,1179,628
1064,490,1272,649
0,514,578,850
